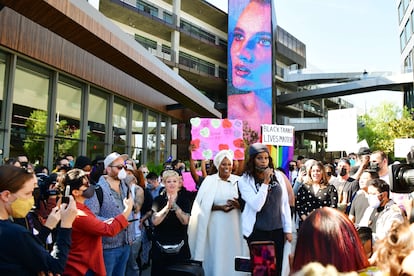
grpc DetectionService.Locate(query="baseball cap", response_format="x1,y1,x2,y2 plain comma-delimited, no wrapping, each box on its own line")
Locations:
104,152,128,169
357,147,371,156
249,143,269,156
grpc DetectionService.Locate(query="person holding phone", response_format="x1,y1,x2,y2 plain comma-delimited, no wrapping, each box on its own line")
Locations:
0,165,78,275
238,143,292,276
62,168,133,276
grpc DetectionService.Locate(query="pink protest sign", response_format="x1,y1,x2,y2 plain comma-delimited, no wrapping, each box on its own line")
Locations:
190,117,245,160
182,171,198,192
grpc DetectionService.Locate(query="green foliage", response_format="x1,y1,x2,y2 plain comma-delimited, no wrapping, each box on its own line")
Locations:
23,110,47,162
357,102,414,158
23,110,81,163
146,162,164,175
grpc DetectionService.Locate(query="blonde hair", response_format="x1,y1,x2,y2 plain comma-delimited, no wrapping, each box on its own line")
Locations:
162,170,179,182
374,220,414,275
293,262,357,276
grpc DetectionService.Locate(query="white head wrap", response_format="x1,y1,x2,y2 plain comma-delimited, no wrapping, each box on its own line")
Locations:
213,150,234,169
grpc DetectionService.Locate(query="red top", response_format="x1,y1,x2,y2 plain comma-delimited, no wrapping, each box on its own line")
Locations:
63,202,128,276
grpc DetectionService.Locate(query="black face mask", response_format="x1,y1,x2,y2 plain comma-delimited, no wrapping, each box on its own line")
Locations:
339,167,347,177
369,162,380,172
82,185,95,199
289,165,295,171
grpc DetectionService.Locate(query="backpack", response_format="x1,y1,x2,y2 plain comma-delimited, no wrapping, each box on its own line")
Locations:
95,185,103,208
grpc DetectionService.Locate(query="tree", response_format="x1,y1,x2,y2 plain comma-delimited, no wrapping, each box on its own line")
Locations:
357,102,414,158
24,110,80,163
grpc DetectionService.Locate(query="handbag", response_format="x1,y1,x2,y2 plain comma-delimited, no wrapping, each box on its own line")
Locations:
156,240,185,254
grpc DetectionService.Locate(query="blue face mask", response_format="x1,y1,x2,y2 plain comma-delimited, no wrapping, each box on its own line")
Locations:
350,159,356,167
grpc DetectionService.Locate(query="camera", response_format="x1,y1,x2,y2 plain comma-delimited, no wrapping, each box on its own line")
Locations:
388,163,414,193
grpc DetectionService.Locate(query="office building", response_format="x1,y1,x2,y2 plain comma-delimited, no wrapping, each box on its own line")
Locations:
398,0,414,108
0,0,350,169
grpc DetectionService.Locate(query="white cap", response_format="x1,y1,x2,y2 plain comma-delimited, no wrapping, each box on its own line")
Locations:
104,152,128,169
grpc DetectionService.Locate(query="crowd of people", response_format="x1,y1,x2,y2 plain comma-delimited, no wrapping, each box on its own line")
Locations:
1,143,414,276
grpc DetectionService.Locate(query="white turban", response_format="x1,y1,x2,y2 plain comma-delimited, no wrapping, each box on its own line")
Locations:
213,150,234,169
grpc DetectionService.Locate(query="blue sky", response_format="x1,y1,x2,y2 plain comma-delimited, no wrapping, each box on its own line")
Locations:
207,0,404,112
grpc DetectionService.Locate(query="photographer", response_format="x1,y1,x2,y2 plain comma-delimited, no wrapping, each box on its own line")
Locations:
350,147,371,180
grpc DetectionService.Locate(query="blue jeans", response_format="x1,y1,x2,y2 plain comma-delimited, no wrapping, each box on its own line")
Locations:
103,245,131,276
125,237,142,276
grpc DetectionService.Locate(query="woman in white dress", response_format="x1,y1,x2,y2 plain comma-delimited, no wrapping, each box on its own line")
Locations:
188,150,248,276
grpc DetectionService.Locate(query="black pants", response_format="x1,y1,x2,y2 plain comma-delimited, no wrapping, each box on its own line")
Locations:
246,228,285,276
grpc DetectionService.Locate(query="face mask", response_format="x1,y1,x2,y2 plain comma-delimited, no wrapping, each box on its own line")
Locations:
369,162,380,172
368,194,381,209
350,159,356,167
339,167,347,177
289,165,295,171
146,182,153,190
125,175,136,186
117,168,127,180
11,196,35,218
255,166,268,173
82,185,95,199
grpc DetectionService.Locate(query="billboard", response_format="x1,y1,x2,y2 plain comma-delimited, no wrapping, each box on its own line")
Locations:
227,0,274,143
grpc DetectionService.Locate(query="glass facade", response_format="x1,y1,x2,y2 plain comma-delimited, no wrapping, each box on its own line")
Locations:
0,49,174,169
56,77,82,159
11,60,50,165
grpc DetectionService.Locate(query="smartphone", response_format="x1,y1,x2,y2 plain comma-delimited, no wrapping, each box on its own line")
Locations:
62,185,70,204
234,256,251,272
249,241,276,276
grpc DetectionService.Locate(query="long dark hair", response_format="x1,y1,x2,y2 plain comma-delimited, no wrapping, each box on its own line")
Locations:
244,152,274,177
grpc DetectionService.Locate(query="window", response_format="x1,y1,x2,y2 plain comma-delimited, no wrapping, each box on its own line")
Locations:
163,11,173,24
112,97,128,154
55,77,82,158
180,20,216,44
147,111,158,164
87,88,107,158
134,34,157,50
179,52,215,76
130,105,144,162
136,0,158,17
12,60,50,164
406,18,412,42
399,2,405,23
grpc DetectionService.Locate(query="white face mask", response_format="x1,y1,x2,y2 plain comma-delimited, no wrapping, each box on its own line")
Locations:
117,168,127,180
368,194,381,209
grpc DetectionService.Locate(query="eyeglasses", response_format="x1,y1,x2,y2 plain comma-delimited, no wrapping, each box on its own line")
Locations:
109,164,125,170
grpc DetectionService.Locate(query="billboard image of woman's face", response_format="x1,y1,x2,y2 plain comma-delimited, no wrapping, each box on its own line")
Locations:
227,0,273,143
230,1,272,91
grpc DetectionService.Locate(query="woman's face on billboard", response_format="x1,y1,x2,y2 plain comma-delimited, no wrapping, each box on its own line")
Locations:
230,1,272,91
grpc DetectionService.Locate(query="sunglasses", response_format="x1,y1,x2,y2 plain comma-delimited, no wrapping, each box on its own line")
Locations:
109,164,125,170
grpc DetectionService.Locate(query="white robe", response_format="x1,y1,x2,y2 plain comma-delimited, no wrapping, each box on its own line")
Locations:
188,173,249,276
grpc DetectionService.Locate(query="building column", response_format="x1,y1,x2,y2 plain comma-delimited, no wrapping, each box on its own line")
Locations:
171,0,181,73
